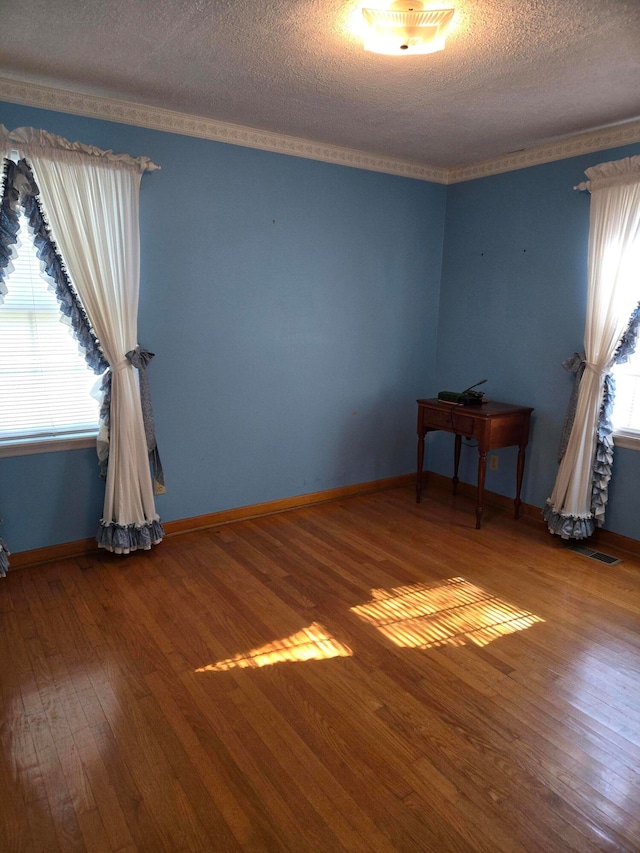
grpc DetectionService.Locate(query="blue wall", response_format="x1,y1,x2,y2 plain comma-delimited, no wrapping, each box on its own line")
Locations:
2,99,640,552
0,101,446,552
432,144,640,541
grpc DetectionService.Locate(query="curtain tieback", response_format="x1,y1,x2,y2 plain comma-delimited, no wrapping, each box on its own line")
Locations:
112,358,130,374
583,361,609,377
125,345,165,495
558,352,586,463
562,352,584,375
126,346,155,371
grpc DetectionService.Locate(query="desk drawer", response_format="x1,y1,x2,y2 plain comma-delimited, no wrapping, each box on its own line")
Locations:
421,406,477,435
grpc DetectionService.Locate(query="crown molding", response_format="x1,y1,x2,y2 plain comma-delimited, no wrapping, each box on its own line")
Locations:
0,77,449,184
448,120,640,183
2,76,640,186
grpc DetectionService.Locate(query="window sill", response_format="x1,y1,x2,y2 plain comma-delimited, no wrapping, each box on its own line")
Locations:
613,431,640,451
0,432,98,458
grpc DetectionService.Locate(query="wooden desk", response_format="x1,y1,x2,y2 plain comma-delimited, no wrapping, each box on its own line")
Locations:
416,399,533,529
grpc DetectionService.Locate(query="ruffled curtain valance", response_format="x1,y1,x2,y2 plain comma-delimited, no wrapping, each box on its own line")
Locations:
0,124,159,173
574,154,640,192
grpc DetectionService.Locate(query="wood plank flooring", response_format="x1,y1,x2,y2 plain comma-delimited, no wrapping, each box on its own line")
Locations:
2,484,640,851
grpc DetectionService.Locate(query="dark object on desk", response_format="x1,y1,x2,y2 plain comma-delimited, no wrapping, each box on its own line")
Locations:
416,398,533,529
438,391,484,405
437,378,487,406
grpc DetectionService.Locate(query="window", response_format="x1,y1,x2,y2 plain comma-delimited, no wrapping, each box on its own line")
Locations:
611,228,640,449
0,213,101,455
612,353,640,448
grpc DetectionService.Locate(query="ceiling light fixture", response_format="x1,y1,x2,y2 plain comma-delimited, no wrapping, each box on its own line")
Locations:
362,2,455,55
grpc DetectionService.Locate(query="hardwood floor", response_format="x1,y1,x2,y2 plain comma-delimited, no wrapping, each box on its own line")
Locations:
2,484,640,852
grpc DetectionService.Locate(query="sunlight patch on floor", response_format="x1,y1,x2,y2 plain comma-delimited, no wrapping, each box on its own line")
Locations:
195,622,353,672
351,577,544,649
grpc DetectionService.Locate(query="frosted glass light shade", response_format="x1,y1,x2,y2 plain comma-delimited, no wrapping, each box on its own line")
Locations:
362,5,454,55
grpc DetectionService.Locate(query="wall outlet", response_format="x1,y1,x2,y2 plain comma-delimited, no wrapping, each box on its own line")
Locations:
490,454,499,471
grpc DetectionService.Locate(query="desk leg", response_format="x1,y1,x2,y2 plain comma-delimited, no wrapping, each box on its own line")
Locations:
453,434,462,495
476,451,487,529
514,444,526,519
416,432,425,503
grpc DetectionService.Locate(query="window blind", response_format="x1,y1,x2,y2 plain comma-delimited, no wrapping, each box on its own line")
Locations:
0,214,101,443
612,359,640,436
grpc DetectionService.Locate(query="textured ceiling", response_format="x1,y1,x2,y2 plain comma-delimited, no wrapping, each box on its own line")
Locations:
1,0,640,169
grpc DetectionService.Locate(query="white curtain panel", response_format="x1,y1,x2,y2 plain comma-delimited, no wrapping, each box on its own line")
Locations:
546,156,640,537
12,128,162,553
0,122,12,161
